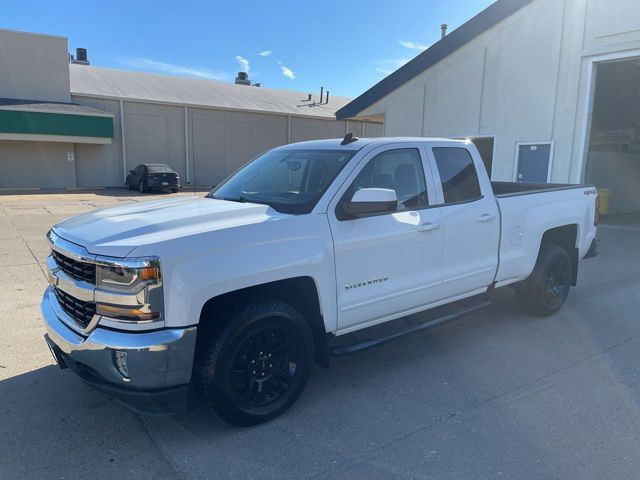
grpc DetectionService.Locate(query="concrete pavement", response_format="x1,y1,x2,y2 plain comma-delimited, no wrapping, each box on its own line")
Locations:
1,191,639,479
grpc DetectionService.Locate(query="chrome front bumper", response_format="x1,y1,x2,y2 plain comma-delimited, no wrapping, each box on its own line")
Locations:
41,286,197,413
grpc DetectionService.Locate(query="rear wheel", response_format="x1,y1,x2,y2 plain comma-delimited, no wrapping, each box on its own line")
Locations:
515,244,572,316
194,299,314,426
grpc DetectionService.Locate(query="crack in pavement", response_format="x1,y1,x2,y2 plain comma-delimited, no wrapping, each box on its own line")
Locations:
137,414,187,480
6,214,47,279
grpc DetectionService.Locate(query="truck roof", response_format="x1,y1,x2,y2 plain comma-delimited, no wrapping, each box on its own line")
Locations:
279,137,469,151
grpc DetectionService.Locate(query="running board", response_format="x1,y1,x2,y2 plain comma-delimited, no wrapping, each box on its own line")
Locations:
330,298,491,356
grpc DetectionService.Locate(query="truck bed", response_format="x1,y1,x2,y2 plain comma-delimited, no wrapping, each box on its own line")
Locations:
491,181,593,198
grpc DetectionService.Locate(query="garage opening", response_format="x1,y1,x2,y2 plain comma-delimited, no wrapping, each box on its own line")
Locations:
467,137,494,178
586,58,640,215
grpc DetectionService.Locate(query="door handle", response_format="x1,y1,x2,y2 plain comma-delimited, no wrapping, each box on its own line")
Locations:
478,213,496,222
418,222,441,232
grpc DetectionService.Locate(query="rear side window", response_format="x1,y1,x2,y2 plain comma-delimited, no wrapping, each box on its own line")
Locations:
432,147,482,204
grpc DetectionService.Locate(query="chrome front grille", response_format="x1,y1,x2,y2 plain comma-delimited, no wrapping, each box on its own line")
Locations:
54,287,96,329
51,249,96,284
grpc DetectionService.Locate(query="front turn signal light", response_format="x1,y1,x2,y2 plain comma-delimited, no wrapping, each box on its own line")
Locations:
96,304,161,321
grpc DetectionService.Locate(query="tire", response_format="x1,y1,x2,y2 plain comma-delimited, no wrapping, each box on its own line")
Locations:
139,181,146,194
194,299,314,426
171,188,179,193
515,244,572,317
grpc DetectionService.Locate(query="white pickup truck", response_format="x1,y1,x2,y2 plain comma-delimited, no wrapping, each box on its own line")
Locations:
41,136,599,425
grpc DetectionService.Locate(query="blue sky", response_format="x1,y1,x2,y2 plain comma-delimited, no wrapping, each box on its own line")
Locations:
2,0,494,98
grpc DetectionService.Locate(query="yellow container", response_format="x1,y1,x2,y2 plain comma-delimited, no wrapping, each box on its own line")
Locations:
597,188,612,215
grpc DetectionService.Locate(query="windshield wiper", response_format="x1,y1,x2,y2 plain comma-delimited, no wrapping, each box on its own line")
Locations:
208,195,249,203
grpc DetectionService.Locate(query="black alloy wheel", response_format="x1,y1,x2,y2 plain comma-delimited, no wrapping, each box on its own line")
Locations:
194,299,314,426
516,244,572,316
541,255,571,310
230,327,298,408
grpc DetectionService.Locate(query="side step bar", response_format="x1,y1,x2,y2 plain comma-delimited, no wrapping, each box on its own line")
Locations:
331,298,491,356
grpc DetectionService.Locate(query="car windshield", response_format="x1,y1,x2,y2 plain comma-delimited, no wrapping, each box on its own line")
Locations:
208,149,355,214
146,164,174,173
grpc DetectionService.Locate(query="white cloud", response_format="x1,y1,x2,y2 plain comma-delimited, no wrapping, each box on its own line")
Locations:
235,55,250,72
398,40,430,50
259,50,272,57
374,58,411,76
280,65,295,79
125,58,229,80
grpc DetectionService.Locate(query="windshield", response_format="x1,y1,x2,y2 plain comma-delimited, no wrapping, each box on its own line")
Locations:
208,149,355,214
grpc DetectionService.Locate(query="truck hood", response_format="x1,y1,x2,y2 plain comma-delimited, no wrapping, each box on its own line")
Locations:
53,196,285,257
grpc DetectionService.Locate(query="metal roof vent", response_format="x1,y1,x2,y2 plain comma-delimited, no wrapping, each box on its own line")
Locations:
441,24,448,39
70,48,90,65
235,71,251,86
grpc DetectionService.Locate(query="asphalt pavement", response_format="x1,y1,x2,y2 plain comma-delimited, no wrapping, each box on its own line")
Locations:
1,191,639,480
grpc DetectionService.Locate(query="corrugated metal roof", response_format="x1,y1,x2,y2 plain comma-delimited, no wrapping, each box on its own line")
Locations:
70,65,352,119
0,97,112,116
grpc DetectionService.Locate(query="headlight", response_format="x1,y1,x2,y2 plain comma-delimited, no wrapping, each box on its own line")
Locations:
96,257,161,293
95,256,164,327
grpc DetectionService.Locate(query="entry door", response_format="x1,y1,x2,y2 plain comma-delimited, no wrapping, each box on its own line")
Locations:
328,145,443,333
516,143,552,182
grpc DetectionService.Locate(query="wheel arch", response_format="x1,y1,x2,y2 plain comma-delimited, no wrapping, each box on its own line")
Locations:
198,276,331,368
539,224,579,285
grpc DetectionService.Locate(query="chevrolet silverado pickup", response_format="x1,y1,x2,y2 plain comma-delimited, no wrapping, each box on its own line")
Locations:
41,136,599,426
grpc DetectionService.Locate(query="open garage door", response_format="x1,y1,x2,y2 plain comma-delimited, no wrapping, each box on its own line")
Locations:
586,58,640,215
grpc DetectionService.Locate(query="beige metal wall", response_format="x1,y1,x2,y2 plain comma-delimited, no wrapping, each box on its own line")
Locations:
0,141,76,188
0,29,70,102
354,0,640,184
72,97,124,187
71,95,382,188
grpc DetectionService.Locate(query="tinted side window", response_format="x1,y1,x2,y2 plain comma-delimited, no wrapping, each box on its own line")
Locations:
349,148,429,211
432,147,482,203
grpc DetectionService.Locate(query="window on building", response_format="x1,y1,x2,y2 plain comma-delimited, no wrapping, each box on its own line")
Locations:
349,148,429,211
432,147,482,203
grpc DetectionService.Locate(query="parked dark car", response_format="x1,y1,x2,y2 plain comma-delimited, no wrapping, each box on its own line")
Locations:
126,163,180,193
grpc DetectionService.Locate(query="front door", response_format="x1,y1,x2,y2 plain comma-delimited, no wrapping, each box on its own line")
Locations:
328,144,444,333
516,143,552,183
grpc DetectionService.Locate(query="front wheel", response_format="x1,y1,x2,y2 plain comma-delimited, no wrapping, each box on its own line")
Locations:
194,299,314,426
515,244,572,316
139,181,146,194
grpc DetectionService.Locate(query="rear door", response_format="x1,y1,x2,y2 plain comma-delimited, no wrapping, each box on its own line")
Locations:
328,143,444,333
428,144,500,299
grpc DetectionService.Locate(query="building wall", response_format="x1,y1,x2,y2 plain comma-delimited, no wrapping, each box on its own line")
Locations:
0,141,75,188
356,0,640,184
70,95,382,188
72,97,124,187
0,29,70,102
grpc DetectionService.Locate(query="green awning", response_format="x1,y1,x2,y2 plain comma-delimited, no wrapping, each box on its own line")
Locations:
0,99,114,142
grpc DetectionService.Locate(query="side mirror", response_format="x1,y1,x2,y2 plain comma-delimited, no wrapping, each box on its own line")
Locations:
341,188,398,219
